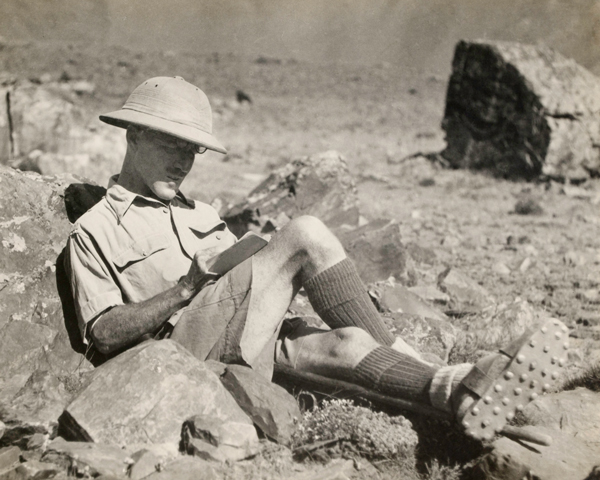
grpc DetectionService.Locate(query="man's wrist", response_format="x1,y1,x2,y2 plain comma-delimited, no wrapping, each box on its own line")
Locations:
177,277,197,302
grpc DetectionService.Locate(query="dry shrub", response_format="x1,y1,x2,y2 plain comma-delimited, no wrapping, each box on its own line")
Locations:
292,399,418,463
449,300,547,364
559,361,600,392
423,460,463,480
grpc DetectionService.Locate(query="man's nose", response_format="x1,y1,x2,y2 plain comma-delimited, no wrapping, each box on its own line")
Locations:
173,151,195,172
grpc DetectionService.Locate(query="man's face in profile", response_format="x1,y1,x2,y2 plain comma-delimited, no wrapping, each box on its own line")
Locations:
131,128,204,201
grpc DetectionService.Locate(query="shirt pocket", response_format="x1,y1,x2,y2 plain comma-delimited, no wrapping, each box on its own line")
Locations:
113,233,170,270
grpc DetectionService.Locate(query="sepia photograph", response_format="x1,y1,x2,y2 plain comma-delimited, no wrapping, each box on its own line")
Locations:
0,1,599,478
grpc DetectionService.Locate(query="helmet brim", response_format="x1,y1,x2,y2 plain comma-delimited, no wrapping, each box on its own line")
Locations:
100,108,227,154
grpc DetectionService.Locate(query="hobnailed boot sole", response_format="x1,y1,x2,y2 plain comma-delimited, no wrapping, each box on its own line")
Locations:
458,318,569,441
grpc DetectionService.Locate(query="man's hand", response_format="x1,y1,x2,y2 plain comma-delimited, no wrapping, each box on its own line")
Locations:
179,251,220,297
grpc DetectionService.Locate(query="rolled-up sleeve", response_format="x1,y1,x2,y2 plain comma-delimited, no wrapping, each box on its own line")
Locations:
66,227,124,343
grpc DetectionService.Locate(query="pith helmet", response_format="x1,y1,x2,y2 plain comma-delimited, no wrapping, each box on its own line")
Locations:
100,76,226,154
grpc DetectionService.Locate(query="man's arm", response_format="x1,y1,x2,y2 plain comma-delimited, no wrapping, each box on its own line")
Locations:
91,251,215,354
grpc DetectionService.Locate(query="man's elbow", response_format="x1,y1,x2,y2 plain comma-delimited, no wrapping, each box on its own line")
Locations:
88,314,121,355
89,329,118,355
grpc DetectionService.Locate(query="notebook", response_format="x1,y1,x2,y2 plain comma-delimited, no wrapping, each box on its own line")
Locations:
206,231,269,275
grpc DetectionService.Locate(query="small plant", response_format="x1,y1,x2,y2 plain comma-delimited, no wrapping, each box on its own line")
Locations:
423,459,463,480
559,361,600,392
513,197,543,215
292,399,418,463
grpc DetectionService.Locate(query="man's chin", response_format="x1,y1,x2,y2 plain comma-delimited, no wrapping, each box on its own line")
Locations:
152,182,179,201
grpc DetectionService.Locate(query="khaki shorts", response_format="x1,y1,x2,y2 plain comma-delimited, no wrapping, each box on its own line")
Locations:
166,257,253,365
163,256,322,379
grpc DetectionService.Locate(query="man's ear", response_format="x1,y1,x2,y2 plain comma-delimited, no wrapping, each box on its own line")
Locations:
126,126,142,147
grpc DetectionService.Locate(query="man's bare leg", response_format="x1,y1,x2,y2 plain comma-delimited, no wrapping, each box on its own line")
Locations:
239,215,443,406
241,215,376,361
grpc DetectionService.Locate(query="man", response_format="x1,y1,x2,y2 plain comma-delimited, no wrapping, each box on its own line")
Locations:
67,76,567,442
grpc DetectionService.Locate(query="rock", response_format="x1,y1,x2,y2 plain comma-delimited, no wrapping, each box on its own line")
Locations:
0,459,62,480
442,40,600,181
0,166,98,448
516,388,600,448
0,447,20,473
182,414,260,463
0,368,72,448
492,262,511,276
0,166,71,332
0,322,56,384
144,456,220,480
407,285,450,305
336,219,408,284
452,299,547,361
222,153,408,284
383,312,457,363
405,242,438,265
2,81,125,180
441,235,461,248
59,340,252,447
564,250,586,266
25,433,47,452
0,422,4,441
6,81,80,160
220,365,301,446
518,257,533,273
377,284,448,321
128,449,163,480
42,437,132,478
470,426,599,480
126,443,178,480
290,459,355,480
224,150,360,237
437,267,495,313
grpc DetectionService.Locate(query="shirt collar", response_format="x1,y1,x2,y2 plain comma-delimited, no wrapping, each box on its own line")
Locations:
105,174,194,221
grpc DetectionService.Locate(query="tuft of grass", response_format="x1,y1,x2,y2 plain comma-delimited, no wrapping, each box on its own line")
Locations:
423,460,463,480
513,197,544,215
292,399,418,463
559,361,600,392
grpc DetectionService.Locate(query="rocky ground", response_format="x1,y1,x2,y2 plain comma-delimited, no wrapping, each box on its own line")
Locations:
0,41,599,479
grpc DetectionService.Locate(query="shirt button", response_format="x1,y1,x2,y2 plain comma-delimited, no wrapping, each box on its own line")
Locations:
216,234,221,240
163,208,168,214
142,250,147,256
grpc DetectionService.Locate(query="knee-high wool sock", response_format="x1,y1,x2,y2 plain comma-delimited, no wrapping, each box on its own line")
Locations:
303,258,395,347
353,347,438,404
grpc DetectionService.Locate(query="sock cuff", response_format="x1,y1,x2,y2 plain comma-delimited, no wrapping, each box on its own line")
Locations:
304,258,364,312
353,347,407,389
429,363,472,412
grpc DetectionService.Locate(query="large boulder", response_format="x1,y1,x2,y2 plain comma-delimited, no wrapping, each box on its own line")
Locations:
0,80,125,181
59,340,253,447
442,40,600,181
0,165,95,447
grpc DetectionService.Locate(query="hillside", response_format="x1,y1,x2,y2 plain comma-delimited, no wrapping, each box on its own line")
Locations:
1,0,599,75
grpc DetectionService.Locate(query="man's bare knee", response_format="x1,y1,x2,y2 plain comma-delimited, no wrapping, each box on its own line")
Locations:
281,215,345,271
329,327,379,362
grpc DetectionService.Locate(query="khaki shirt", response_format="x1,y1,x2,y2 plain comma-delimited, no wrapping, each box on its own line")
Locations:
66,180,237,343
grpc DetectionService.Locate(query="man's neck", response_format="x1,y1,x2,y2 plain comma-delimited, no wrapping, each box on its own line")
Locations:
117,154,166,203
